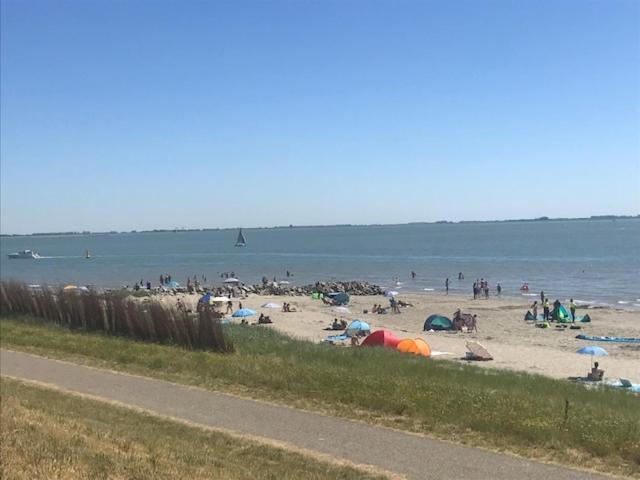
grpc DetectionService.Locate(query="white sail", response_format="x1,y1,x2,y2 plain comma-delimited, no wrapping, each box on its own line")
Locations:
235,228,246,247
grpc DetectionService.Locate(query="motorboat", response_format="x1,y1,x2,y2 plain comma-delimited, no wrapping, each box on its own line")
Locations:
7,249,41,259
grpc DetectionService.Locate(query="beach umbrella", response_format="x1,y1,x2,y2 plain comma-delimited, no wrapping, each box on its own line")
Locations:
223,278,240,284
211,296,230,303
200,293,212,304
385,291,399,298
232,308,256,318
166,280,180,288
63,285,79,291
278,280,291,285
262,302,281,309
577,346,608,366
345,320,371,337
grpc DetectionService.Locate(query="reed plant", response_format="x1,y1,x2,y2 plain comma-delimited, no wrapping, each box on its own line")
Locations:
0,281,232,353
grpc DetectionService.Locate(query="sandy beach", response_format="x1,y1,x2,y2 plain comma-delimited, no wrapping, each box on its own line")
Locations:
164,291,640,384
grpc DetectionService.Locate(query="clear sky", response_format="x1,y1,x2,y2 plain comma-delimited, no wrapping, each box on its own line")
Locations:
1,0,639,234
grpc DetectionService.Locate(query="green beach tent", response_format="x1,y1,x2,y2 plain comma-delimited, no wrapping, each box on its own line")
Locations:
554,304,573,323
423,314,453,331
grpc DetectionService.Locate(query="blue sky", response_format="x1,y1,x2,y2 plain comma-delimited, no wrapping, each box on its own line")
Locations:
1,0,638,234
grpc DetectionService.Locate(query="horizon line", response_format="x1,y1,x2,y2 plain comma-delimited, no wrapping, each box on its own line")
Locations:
1,214,638,237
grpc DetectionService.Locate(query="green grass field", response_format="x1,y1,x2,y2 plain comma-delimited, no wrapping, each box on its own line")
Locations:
0,378,385,480
2,316,639,477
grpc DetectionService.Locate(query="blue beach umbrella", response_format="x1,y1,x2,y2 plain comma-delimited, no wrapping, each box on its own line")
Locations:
200,293,212,304
232,308,257,318
345,320,371,337
577,346,608,367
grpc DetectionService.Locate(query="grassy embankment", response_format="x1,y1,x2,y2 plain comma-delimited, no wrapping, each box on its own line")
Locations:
1,316,639,477
0,378,385,480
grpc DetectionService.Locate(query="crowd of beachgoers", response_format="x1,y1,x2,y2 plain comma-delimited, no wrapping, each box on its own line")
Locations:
125,272,640,387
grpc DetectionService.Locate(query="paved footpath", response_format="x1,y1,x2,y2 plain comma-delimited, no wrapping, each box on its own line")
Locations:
1,349,612,480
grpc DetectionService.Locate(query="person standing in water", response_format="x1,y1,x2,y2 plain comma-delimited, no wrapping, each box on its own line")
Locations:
411,271,416,280
445,278,449,294
497,283,502,295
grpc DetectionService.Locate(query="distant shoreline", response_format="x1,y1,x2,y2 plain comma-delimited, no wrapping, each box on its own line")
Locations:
2,214,638,238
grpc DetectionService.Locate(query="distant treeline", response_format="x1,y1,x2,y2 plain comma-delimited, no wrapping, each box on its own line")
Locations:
2,214,638,237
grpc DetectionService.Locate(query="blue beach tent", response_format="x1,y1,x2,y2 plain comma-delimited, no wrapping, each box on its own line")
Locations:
328,292,350,305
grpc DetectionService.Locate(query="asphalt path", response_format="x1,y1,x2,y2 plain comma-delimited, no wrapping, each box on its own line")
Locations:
1,349,612,480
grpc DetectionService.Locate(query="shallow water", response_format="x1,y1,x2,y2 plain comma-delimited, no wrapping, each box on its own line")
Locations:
1,219,639,307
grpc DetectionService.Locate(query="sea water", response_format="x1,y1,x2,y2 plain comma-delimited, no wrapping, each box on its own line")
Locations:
1,219,639,307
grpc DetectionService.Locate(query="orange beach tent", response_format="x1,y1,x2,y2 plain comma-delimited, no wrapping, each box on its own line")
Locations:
396,338,431,357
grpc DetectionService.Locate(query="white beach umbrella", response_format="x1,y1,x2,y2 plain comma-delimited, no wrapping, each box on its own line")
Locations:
385,291,399,297
211,296,230,303
223,278,240,284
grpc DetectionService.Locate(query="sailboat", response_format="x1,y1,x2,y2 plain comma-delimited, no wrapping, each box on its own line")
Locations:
235,228,246,247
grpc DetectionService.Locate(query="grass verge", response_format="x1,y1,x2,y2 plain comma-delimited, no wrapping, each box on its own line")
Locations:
0,377,386,480
1,316,639,477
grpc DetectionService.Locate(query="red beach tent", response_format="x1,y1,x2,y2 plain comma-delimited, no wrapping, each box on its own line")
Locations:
361,329,401,348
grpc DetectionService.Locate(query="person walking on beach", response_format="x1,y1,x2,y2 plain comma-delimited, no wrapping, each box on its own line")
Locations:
542,297,550,320
226,300,233,314
445,278,449,294
531,301,538,319
540,291,545,302
473,282,478,299
569,299,577,322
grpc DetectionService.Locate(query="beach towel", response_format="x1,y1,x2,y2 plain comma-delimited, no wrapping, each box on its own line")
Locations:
323,334,349,344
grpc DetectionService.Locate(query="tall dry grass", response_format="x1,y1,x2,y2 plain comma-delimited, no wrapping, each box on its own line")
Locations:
0,281,232,353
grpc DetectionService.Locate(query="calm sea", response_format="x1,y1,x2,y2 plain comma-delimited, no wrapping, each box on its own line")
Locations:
1,219,639,308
